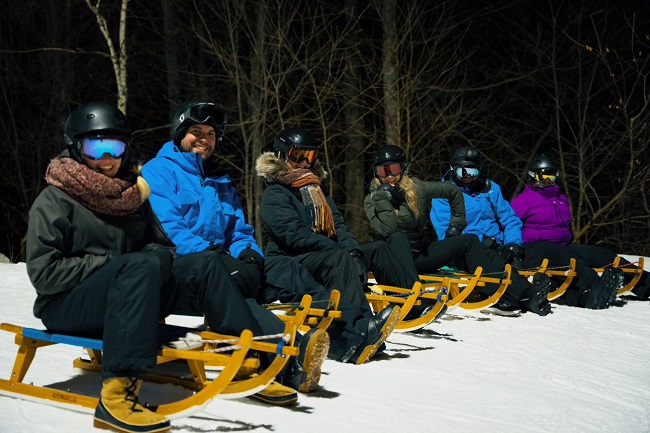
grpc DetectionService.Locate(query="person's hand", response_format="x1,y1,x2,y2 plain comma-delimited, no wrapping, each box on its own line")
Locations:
142,243,174,281
137,176,151,202
445,225,462,238
374,184,405,208
350,250,368,285
505,243,525,270
239,248,264,274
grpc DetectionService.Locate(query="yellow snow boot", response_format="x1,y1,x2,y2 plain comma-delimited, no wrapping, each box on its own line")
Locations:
93,377,171,433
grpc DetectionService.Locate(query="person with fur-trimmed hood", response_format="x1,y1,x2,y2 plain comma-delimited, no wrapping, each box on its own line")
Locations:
256,127,411,365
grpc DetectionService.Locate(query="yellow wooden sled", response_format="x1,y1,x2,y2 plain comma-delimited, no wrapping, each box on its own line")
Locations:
73,295,312,401
366,281,448,332
421,265,511,310
0,322,252,418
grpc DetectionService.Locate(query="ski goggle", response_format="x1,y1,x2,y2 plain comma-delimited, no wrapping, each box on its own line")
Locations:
178,103,227,127
287,147,318,164
374,163,404,178
529,168,558,183
454,165,480,178
81,137,127,160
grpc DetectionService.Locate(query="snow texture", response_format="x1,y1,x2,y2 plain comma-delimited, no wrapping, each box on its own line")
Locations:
0,258,648,433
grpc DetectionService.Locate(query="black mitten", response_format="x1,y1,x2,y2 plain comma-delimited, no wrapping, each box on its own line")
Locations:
445,225,462,238
142,243,174,282
375,184,405,208
505,243,525,270
239,247,264,273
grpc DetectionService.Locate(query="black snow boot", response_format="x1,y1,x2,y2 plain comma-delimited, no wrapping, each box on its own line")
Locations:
519,273,553,316
583,267,624,309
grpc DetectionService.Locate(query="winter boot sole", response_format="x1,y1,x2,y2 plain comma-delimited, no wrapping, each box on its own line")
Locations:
529,273,553,316
248,381,299,406
297,329,330,393
355,306,401,365
93,400,171,433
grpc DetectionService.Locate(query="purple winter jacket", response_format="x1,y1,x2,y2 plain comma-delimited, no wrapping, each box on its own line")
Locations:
510,184,573,245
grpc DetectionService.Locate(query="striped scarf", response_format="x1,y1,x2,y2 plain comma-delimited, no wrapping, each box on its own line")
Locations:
276,169,336,237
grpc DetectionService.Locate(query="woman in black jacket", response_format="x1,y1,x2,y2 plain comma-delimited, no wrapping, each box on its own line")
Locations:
256,127,409,365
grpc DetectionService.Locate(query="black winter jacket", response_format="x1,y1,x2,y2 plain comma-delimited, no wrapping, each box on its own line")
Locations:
256,152,361,257
26,184,167,317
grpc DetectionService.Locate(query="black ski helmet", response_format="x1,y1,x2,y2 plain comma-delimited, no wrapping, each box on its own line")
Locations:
372,145,407,167
172,100,227,147
372,145,408,177
528,154,557,172
273,127,317,159
64,102,131,163
450,145,483,169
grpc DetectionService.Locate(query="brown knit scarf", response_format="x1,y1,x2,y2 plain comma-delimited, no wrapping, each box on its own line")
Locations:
45,157,142,216
276,168,336,237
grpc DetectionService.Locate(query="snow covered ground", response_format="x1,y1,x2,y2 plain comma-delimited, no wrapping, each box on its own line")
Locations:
0,258,648,433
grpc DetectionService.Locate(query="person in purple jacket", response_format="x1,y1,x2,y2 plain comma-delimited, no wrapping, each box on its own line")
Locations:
510,154,648,306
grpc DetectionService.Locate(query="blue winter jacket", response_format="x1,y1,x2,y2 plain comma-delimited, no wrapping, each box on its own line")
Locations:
141,141,263,258
430,174,523,246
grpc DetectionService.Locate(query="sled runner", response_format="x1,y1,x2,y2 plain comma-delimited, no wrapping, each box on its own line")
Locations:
0,322,252,418
593,256,645,295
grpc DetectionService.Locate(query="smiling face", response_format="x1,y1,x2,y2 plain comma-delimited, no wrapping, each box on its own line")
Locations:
180,124,217,160
82,154,123,178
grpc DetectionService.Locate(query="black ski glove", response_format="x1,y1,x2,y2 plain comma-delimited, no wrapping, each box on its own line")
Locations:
239,246,264,274
350,249,368,286
142,243,174,282
445,225,463,238
505,243,525,270
375,184,406,208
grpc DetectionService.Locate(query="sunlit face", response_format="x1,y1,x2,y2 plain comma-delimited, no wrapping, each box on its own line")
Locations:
82,154,122,178
181,124,217,160
379,172,402,187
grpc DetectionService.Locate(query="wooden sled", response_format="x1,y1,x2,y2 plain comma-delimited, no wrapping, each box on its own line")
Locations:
421,266,509,310
366,281,448,332
593,256,645,295
519,258,578,301
0,322,252,418
268,290,343,334
75,296,312,401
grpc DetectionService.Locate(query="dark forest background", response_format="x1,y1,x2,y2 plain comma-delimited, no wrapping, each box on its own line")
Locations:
1,0,649,262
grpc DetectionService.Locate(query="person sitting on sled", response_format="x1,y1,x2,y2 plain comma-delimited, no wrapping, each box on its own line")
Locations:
510,154,643,305
141,100,329,405
256,127,407,364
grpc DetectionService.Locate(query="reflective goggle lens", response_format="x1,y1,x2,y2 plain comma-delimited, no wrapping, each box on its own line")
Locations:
530,168,558,183
182,103,227,125
375,163,403,178
287,148,318,164
81,137,126,160
454,166,480,178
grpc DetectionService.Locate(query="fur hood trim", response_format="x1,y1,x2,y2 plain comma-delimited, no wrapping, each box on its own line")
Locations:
255,152,327,182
